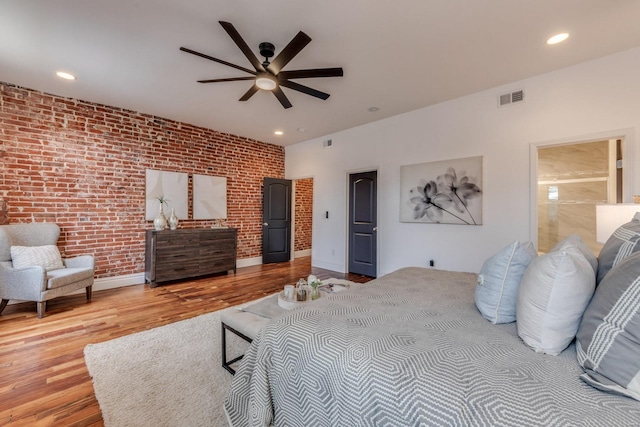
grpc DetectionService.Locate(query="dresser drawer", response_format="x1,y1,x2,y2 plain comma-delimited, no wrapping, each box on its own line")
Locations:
155,248,198,263
155,260,200,281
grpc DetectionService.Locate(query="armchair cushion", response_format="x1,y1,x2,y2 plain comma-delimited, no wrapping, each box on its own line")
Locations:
11,245,64,271
47,267,94,289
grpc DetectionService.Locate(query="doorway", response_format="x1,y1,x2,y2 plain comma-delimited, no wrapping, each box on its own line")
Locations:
348,171,378,277
293,178,313,260
536,139,621,254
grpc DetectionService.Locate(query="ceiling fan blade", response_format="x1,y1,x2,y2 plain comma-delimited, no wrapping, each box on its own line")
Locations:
280,80,330,100
267,31,312,75
180,47,256,75
239,84,260,101
198,77,255,83
278,67,344,79
219,21,265,72
272,86,293,109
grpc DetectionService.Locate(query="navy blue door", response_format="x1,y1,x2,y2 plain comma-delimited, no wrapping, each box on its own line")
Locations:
348,171,377,277
262,178,292,263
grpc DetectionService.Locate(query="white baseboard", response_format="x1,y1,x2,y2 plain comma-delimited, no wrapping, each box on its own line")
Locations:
294,249,311,258
93,273,146,291
312,259,345,273
6,272,145,305
6,257,265,305
237,256,262,268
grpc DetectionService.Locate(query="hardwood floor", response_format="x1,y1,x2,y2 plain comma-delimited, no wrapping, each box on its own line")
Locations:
0,257,372,426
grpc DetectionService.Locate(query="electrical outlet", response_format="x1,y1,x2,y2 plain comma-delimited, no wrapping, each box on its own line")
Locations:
429,259,435,267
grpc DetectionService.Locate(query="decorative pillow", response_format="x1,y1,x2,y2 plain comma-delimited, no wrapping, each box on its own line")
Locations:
475,241,537,324
10,245,64,271
576,251,640,401
516,244,596,355
551,234,598,274
597,212,640,285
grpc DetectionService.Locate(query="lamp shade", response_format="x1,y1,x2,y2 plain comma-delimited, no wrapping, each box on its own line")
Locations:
595,204,640,243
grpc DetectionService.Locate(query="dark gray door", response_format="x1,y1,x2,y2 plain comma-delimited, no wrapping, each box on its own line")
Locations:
262,177,292,264
348,171,377,277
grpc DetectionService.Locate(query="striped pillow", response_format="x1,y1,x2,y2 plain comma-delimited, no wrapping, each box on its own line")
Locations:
577,251,640,401
10,245,64,271
597,213,640,285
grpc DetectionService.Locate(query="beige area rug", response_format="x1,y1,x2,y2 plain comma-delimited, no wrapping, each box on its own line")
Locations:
84,281,356,427
84,308,250,427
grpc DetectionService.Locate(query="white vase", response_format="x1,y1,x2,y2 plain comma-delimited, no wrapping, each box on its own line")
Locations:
153,205,167,230
168,208,179,230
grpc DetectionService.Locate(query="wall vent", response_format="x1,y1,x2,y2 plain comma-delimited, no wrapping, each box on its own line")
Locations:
323,139,333,147
498,89,525,107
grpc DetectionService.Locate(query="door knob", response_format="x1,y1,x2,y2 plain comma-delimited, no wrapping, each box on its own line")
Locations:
263,222,269,226
373,227,378,231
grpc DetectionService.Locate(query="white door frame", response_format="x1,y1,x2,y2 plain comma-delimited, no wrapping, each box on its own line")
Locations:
529,128,635,248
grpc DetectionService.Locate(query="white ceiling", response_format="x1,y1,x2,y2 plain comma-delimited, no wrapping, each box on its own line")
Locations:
2,1,640,146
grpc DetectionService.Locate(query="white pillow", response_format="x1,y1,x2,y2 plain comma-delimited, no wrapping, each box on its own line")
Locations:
475,241,537,324
516,244,596,355
550,234,598,274
11,245,64,271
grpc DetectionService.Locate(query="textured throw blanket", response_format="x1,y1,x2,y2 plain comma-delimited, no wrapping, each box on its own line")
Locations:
224,267,640,426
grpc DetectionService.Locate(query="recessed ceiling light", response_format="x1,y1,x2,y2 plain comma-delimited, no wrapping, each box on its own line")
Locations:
274,131,284,136
547,33,569,45
56,71,76,80
297,128,306,133
368,106,380,112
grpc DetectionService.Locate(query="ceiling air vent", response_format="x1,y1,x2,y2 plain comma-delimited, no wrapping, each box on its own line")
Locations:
498,89,525,107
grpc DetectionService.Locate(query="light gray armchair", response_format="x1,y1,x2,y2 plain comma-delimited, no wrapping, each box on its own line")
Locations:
0,223,94,318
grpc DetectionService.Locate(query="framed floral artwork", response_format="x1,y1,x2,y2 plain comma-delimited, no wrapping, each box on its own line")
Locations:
400,156,483,225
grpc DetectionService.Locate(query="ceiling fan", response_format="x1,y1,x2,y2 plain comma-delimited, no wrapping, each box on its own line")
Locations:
180,21,344,109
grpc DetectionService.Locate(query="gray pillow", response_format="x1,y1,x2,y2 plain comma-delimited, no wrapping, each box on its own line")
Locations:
597,213,640,285
475,241,537,324
576,251,640,401
516,244,596,355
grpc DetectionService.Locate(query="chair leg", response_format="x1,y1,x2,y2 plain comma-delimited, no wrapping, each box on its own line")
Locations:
37,301,46,319
0,299,9,315
86,285,93,302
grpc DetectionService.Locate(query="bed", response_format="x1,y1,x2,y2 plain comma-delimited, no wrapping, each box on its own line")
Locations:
223,266,640,426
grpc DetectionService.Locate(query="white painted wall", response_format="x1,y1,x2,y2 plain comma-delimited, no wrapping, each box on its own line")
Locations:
285,47,640,276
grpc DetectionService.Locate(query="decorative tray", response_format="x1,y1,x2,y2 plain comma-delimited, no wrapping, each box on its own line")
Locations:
277,291,320,310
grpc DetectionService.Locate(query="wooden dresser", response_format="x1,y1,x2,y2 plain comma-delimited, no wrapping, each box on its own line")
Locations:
145,228,237,286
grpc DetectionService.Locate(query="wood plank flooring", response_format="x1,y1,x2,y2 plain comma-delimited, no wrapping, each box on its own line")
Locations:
0,257,371,426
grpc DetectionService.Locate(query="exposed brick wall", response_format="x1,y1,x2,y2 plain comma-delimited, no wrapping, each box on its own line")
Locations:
0,82,284,278
294,178,313,252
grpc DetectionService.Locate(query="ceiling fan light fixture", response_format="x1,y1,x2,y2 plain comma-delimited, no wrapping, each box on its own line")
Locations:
256,75,277,91
181,22,343,108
